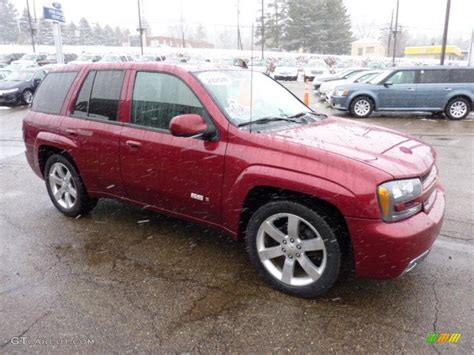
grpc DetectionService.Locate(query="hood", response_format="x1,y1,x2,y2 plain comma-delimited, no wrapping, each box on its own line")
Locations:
337,82,374,91
320,78,349,92
0,81,22,89
272,117,434,178
11,60,35,65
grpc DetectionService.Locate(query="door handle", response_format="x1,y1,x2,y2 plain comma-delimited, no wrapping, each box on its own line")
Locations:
407,88,415,91
126,140,142,149
444,88,452,91
65,129,78,138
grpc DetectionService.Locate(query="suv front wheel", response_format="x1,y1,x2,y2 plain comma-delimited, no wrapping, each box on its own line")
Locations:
246,201,341,298
44,154,98,217
445,97,471,120
350,96,374,118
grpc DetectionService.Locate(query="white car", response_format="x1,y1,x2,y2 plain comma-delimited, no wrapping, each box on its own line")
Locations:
69,54,103,65
10,53,48,68
312,67,365,92
321,70,381,102
273,59,299,81
303,59,330,82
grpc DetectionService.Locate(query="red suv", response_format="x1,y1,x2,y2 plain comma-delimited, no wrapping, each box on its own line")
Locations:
23,63,445,298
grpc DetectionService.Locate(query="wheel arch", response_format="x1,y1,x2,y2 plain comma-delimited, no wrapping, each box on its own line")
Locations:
350,93,377,110
446,94,473,110
240,185,354,272
38,144,79,177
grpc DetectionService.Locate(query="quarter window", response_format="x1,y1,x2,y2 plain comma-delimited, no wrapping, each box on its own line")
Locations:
131,72,204,130
31,71,78,114
450,69,474,83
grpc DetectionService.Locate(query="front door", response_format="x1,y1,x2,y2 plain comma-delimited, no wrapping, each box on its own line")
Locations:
120,70,226,224
377,70,418,110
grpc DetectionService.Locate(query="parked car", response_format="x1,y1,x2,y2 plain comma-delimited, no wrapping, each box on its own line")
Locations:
312,67,365,91
10,53,48,67
320,70,381,102
23,63,445,298
331,66,474,120
68,54,103,65
0,67,47,106
273,59,299,81
0,68,13,80
0,53,24,67
37,53,78,65
99,54,130,63
303,59,330,82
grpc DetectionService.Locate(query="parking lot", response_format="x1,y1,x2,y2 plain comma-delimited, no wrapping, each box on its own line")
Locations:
0,81,473,352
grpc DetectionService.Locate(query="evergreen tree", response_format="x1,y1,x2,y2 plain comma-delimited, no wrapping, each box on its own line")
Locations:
37,18,54,45
78,17,94,45
318,0,352,54
0,0,19,44
114,27,124,46
17,8,34,45
62,22,79,45
103,25,115,46
92,23,105,45
256,0,288,50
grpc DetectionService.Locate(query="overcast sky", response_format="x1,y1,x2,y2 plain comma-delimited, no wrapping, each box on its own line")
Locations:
13,0,474,40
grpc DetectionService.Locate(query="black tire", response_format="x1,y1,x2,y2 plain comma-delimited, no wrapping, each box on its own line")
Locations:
445,97,471,120
245,201,341,298
349,96,374,118
22,89,34,105
44,154,98,217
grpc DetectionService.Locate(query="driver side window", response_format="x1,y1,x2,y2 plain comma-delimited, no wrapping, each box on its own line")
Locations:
387,70,416,85
131,71,204,130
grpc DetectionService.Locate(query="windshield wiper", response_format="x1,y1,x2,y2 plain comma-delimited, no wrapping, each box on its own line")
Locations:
238,116,302,127
286,111,327,119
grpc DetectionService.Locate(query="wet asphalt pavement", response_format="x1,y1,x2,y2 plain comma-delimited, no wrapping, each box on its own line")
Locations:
0,83,473,353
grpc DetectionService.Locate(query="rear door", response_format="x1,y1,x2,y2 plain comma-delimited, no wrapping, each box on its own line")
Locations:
60,69,126,197
417,69,450,110
120,69,226,224
377,70,418,109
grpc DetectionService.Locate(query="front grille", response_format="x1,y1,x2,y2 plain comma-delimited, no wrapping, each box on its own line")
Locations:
422,165,437,189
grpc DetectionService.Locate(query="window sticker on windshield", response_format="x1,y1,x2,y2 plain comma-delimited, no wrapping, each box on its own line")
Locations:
198,72,231,85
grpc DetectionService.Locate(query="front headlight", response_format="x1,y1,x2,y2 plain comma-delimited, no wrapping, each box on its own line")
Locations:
377,178,423,222
0,88,19,95
334,89,349,97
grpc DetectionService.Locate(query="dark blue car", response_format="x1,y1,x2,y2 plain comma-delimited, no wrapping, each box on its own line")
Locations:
331,66,474,120
0,68,47,106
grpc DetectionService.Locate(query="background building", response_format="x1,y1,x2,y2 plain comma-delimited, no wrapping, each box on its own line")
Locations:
404,45,463,60
351,39,386,57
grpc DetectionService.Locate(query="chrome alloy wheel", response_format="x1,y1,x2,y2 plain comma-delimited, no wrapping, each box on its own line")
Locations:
49,162,77,209
23,90,33,104
256,213,327,287
354,99,371,116
449,101,467,118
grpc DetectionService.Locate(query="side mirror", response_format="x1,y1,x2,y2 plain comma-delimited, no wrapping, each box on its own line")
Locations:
169,114,212,139
383,82,393,87
33,78,42,86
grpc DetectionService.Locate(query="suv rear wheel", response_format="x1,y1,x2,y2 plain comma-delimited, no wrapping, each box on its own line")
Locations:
44,154,98,217
245,201,341,298
445,97,470,120
350,96,374,118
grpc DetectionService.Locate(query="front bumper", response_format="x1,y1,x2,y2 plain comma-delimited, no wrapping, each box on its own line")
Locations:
331,96,350,110
0,92,20,106
346,187,445,279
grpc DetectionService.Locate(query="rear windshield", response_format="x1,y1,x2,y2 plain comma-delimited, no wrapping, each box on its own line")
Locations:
32,72,78,114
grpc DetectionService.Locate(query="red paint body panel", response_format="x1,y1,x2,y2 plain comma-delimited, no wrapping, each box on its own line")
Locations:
22,62,445,280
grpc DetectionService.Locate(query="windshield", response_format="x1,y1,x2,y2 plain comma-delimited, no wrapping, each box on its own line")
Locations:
367,70,392,84
101,55,120,61
20,54,36,60
197,70,312,126
278,60,297,67
4,70,35,81
307,60,326,67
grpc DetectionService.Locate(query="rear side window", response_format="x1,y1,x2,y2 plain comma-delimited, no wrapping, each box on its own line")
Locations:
419,70,449,84
72,70,124,121
32,71,78,114
450,69,474,83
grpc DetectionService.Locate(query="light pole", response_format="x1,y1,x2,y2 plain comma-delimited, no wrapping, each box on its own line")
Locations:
137,0,145,55
440,0,451,65
261,0,265,59
26,0,36,53
391,0,400,66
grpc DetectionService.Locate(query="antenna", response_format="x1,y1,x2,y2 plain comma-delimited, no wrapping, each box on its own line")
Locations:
249,23,255,134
